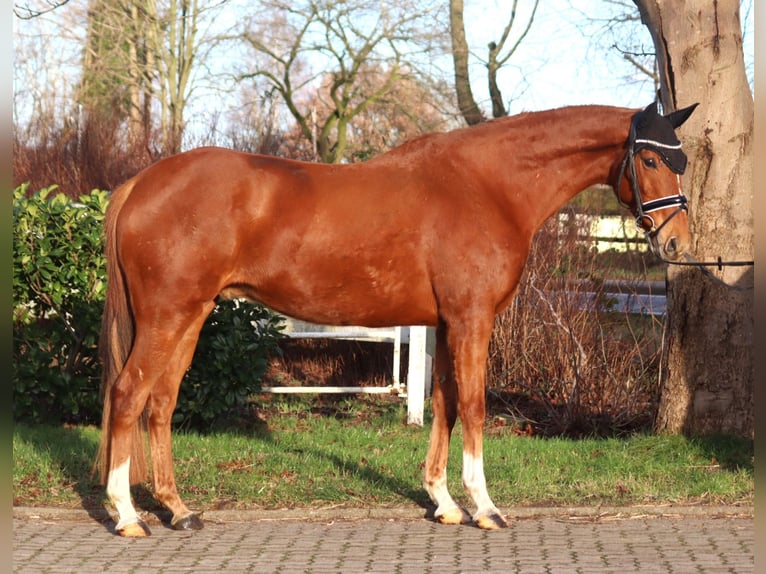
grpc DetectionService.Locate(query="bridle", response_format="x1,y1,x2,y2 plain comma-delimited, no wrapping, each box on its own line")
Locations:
615,114,754,290
615,120,688,242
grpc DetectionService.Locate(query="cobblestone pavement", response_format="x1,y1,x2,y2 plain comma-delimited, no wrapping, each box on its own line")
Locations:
13,508,753,574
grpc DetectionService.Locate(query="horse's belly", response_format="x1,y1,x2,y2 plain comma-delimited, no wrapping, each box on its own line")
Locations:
227,258,438,328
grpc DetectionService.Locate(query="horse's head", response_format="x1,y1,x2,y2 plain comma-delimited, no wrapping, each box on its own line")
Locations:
614,102,698,261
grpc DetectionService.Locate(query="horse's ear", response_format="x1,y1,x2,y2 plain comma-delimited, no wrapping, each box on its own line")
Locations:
666,103,699,128
644,101,659,115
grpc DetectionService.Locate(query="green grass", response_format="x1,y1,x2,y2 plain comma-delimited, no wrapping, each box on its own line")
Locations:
13,396,752,514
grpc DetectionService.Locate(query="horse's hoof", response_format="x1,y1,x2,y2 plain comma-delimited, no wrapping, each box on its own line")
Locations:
116,520,151,537
435,507,471,525
171,513,204,531
474,512,509,530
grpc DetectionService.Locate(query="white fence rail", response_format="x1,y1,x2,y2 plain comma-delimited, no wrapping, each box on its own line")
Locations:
261,320,431,426
557,212,648,253
259,281,665,427
558,279,667,316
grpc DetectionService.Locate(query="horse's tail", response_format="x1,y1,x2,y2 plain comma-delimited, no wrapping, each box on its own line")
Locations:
93,177,148,486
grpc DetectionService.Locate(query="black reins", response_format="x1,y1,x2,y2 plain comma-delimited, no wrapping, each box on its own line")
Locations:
617,119,754,291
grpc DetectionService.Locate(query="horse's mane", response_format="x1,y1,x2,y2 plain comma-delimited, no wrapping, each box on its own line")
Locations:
379,105,637,165
374,107,587,162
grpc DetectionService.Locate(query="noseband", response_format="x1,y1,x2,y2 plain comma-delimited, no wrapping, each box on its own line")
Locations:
616,123,688,240
613,105,754,290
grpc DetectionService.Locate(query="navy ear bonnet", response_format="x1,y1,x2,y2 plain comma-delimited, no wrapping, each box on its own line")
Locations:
630,102,697,175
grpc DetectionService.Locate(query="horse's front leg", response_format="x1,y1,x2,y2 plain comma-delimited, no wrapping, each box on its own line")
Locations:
453,316,508,530
424,322,471,525
460,415,507,529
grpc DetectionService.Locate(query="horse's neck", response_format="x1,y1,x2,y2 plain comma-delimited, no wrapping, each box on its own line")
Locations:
528,141,624,226
490,108,632,233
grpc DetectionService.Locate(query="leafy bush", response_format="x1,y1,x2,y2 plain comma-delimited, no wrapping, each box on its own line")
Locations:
13,184,108,424
13,184,285,429
174,299,284,429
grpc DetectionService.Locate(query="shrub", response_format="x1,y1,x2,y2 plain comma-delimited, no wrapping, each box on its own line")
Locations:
487,215,664,436
13,184,284,429
173,299,285,430
13,184,108,424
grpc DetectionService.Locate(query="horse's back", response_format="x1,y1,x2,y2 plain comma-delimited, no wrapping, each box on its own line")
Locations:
114,147,450,326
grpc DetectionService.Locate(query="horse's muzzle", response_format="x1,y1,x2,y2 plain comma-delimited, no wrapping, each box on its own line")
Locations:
661,235,686,261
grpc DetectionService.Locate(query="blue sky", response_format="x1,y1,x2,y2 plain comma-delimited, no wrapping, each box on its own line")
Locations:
14,0,754,142
461,0,753,113
192,0,753,127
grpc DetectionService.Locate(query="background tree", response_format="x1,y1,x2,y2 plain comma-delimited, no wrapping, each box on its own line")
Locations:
74,0,155,189
238,0,445,163
449,0,539,125
276,64,454,162
579,0,659,89
634,0,753,437
147,0,209,154
340,69,454,161
13,0,229,195
77,2,128,122
47,0,219,157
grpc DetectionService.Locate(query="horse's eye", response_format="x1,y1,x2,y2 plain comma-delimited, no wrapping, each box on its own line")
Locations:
642,157,657,169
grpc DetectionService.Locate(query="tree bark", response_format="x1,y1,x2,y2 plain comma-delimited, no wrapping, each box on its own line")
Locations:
634,0,753,437
449,0,485,125
487,41,506,118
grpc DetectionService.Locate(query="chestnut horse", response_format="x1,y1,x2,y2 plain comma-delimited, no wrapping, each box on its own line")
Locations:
95,102,696,536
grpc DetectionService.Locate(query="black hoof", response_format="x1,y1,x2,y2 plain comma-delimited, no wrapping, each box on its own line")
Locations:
172,513,204,531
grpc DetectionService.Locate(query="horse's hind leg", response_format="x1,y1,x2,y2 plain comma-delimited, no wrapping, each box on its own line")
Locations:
147,303,214,530
106,328,186,536
106,361,154,537
106,307,210,537
424,321,471,525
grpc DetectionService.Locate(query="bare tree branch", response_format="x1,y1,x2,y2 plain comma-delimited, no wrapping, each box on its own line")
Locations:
14,0,71,19
450,0,539,123
239,0,443,163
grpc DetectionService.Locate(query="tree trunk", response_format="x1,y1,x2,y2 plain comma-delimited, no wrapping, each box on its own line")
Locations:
449,0,485,125
487,42,507,118
635,0,753,437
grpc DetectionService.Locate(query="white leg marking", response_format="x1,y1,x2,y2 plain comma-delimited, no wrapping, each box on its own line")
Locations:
462,451,501,519
106,458,139,530
424,465,470,524
424,467,460,515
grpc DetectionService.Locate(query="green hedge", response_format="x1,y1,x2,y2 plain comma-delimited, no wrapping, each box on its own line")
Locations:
13,184,284,429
